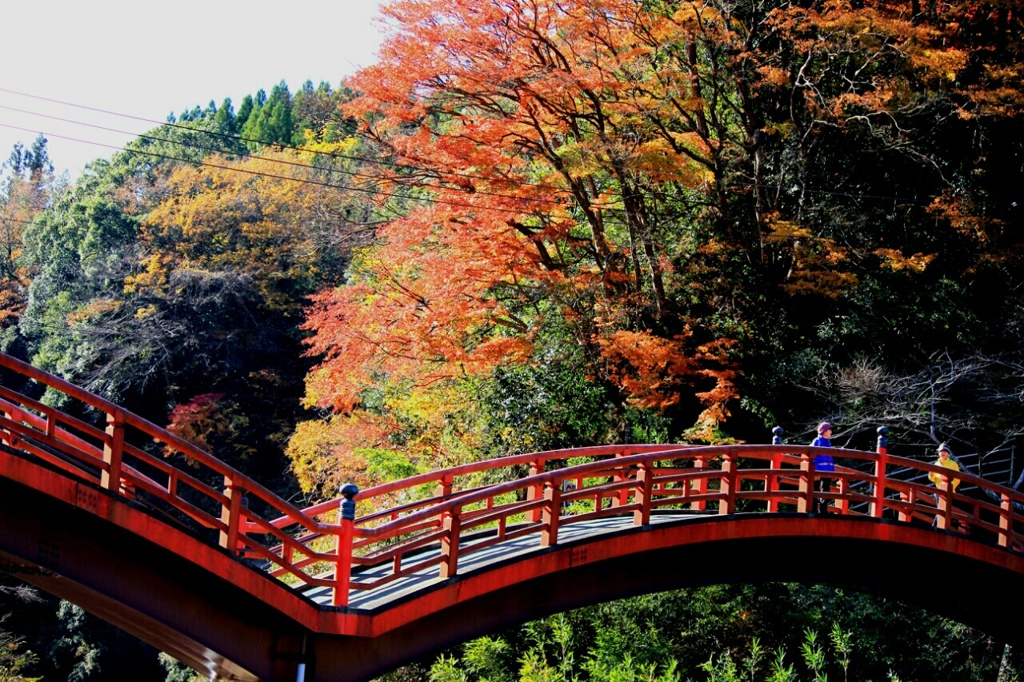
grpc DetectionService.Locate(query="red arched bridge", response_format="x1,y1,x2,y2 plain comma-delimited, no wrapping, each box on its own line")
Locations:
0,353,1022,681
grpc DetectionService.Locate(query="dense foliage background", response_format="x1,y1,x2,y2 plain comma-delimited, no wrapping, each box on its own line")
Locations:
0,0,1021,678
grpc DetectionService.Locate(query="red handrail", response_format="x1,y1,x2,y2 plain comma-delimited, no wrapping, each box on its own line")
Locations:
1,352,1022,610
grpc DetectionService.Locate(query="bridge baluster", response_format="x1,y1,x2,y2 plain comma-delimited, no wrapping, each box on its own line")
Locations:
692,456,708,511
768,427,784,513
439,506,461,579
219,476,243,552
101,409,125,493
541,480,560,547
333,484,359,607
934,477,954,530
798,454,813,514
633,462,652,526
435,473,453,500
528,459,545,523
999,493,1012,548
719,453,737,515
872,427,889,518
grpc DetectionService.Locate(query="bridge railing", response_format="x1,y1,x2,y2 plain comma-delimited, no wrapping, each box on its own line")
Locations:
315,444,1024,605
0,353,342,590
2,352,1023,611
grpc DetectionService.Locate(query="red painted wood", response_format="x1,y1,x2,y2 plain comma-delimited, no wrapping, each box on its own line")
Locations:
2,352,1024,680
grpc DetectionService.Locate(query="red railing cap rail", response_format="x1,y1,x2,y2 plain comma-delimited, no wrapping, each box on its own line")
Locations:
0,352,326,533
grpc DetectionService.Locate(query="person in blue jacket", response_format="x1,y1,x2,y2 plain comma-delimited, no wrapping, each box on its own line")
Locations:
811,422,834,513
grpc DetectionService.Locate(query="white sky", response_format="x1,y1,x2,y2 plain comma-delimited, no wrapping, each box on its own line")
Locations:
0,0,387,180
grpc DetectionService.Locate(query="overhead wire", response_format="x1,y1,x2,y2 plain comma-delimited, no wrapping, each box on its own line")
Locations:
0,122,563,217
0,102,572,212
0,86,571,195
0,87,935,214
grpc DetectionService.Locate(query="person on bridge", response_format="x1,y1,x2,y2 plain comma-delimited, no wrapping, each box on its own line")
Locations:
928,443,961,493
811,422,834,514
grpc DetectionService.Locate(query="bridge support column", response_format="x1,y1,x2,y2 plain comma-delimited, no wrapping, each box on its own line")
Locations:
692,456,708,511
935,480,953,531
999,494,1012,548
767,427,784,513
798,455,813,514
219,477,243,552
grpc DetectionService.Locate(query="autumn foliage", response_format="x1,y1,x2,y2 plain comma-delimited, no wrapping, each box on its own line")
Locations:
288,0,1023,486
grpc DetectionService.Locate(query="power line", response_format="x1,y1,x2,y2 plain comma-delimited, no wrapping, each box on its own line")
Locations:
0,86,570,195
0,88,940,214
0,102,567,208
0,122,565,217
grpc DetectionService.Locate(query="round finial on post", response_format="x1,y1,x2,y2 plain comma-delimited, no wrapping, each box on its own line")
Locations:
876,426,889,452
772,426,784,445
340,483,359,521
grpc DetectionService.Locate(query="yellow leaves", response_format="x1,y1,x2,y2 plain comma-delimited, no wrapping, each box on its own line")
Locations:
764,220,813,244
295,134,361,160
288,377,490,496
286,416,376,496
123,253,170,295
913,48,969,84
134,304,159,320
782,271,859,298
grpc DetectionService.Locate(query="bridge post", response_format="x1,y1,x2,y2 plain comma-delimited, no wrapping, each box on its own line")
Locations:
333,483,358,607
541,480,560,546
935,478,954,531
798,454,813,514
528,459,545,523
614,452,630,508
101,409,125,493
692,456,708,511
768,427,783,513
872,426,889,518
999,493,1012,548
435,473,453,500
440,505,462,579
719,452,737,515
633,462,653,526
219,476,243,552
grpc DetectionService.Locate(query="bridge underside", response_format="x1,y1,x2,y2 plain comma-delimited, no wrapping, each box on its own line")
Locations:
0,465,312,682
1,461,1022,681
309,518,1024,681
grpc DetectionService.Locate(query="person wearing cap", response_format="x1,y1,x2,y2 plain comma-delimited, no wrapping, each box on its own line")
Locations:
928,443,961,493
810,422,834,513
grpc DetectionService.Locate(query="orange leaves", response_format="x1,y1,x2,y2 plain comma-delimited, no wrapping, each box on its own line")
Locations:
166,393,228,455
595,329,738,429
301,213,536,413
873,249,935,273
